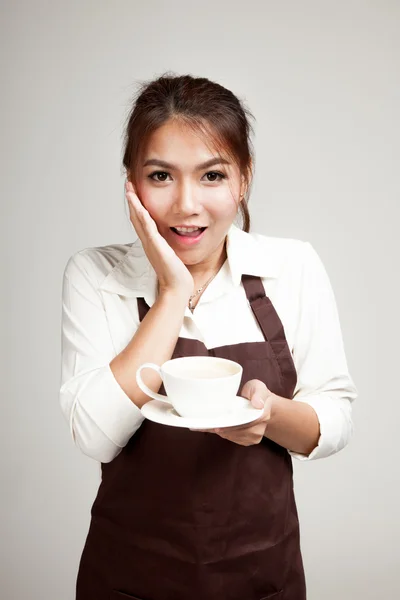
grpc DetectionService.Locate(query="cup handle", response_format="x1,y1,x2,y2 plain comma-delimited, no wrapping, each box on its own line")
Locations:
136,363,173,405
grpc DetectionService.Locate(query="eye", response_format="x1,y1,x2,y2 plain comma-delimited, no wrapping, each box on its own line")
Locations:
148,171,171,182
204,171,226,182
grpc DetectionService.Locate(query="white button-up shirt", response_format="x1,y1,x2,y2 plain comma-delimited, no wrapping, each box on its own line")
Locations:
59,223,357,464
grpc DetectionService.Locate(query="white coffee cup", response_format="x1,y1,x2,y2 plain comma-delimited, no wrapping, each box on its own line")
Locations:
136,356,243,418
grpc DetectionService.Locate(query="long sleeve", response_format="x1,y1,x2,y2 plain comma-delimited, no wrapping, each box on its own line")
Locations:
59,251,145,463
289,242,358,461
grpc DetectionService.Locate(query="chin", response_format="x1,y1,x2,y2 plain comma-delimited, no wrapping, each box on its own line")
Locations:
176,251,204,265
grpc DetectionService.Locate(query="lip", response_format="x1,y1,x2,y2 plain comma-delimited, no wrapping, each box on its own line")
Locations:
169,226,207,246
172,224,207,228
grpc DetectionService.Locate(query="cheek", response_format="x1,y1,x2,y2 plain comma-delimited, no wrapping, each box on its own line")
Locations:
139,193,168,220
205,192,239,220
136,180,161,205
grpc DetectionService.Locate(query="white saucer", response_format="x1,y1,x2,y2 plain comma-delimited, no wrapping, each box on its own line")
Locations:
141,395,264,429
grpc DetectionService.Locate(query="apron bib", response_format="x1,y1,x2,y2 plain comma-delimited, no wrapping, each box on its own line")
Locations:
76,275,306,600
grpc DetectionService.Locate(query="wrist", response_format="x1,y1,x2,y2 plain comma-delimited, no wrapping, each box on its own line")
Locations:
263,393,281,434
270,392,281,416
158,288,189,306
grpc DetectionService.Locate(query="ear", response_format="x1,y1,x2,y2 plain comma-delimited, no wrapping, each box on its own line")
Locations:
240,161,252,199
240,175,248,201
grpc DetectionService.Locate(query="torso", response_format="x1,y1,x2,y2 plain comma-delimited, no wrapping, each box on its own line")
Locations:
76,274,307,600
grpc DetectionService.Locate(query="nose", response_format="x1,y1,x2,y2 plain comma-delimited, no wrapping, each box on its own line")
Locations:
172,182,201,217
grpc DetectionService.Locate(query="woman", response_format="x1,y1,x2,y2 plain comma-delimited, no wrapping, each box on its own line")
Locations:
59,73,357,600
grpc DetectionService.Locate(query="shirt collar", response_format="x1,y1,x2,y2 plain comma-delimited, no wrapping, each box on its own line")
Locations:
98,223,280,306
226,223,279,286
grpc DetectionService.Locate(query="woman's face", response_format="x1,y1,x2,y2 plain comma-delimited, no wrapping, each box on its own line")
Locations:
134,120,245,266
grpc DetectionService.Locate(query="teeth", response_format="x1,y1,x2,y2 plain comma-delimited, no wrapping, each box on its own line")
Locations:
174,226,203,233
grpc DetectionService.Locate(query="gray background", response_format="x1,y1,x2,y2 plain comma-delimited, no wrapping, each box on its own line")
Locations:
1,1,399,598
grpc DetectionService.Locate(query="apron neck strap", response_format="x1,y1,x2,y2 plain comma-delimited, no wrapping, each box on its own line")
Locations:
241,274,283,345
137,297,148,322
241,274,266,303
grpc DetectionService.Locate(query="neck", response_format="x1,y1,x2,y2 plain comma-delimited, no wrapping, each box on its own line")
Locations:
185,239,227,288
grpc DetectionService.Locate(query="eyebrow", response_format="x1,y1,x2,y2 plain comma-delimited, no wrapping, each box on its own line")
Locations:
143,157,231,170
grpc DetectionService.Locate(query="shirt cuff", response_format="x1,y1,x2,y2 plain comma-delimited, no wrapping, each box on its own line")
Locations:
71,363,145,448
288,394,353,461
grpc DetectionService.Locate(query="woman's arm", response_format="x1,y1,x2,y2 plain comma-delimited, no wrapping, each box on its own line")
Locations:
59,251,187,463
214,242,357,457
113,178,195,407
60,182,195,463
275,241,357,460
264,394,320,456
109,289,187,409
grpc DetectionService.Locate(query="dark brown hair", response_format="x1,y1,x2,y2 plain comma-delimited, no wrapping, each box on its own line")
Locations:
121,71,256,232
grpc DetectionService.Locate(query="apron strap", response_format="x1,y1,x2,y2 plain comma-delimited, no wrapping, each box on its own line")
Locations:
241,274,285,344
137,297,148,322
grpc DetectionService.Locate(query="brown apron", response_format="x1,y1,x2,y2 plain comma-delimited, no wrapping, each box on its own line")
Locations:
76,275,306,600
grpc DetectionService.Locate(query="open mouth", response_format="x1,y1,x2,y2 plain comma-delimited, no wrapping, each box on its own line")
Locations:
169,226,208,246
170,227,207,237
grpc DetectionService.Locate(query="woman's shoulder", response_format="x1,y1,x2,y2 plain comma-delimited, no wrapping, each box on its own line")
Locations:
249,229,307,250
232,224,306,251
228,224,317,282
248,230,327,285
62,238,144,288
239,227,312,267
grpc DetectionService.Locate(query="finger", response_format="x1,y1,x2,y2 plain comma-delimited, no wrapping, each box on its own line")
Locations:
125,180,140,209
125,184,144,226
215,421,266,442
126,187,145,219
126,178,139,197
140,210,160,240
126,187,160,241
241,379,267,401
241,379,274,411
251,393,265,409
213,429,251,445
125,185,151,242
189,428,216,433
214,419,261,434
128,206,146,242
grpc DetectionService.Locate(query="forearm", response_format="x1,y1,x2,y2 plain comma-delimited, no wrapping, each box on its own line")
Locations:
264,395,321,456
110,291,187,409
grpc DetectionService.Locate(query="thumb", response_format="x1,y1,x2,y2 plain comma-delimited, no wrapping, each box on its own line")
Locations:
251,393,265,409
242,379,268,408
